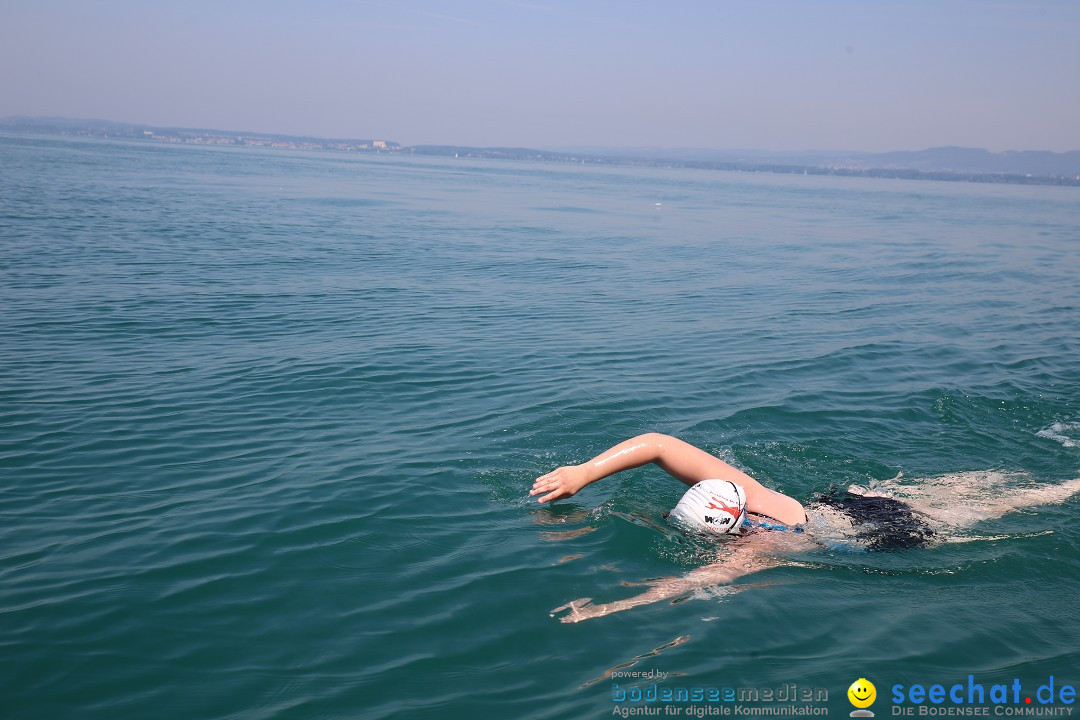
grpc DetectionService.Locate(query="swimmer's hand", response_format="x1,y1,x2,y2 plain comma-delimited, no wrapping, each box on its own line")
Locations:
551,597,609,623
530,465,590,503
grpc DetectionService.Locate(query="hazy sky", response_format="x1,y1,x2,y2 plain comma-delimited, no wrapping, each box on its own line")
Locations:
2,0,1078,152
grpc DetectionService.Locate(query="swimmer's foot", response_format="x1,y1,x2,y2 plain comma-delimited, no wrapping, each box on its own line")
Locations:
848,483,888,498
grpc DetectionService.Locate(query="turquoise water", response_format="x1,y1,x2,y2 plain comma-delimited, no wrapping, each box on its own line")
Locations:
2,135,1079,719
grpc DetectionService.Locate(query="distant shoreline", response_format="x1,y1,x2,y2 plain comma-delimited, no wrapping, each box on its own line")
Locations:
403,145,1080,188
3,115,1078,188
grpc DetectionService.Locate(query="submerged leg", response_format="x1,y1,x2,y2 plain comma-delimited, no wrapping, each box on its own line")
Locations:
858,473,1080,530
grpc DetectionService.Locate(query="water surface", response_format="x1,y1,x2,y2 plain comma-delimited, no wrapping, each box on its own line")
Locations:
2,135,1079,719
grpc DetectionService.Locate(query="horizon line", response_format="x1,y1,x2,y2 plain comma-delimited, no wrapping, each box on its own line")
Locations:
3,114,1079,157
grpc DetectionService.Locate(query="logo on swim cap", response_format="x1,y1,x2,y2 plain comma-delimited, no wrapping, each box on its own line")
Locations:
668,480,746,535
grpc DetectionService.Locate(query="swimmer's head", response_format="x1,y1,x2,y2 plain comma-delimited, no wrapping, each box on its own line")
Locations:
667,479,747,535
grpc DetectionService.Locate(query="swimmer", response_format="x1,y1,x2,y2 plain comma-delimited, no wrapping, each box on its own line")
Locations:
531,433,1080,622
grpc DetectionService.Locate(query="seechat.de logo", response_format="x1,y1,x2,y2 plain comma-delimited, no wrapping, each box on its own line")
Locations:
849,678,877,717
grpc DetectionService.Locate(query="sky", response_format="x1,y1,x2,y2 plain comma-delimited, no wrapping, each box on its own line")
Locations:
1,0,1078,152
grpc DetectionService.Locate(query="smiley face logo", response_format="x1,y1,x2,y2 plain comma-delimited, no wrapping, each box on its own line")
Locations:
848,678,876,709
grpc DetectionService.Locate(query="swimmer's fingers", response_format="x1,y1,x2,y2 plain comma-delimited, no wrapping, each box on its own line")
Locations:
535,480,574,503
550,598,587,615
532,468,558,484
530,468,570,502
537,486,571,503
551,597,603,623
529,470,560,497
530,466,587,503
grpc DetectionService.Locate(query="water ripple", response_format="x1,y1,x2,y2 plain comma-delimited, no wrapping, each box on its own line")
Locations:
2,136,1080,719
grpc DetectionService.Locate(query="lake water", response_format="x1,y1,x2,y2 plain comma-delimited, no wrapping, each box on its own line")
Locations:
2,134,1079,719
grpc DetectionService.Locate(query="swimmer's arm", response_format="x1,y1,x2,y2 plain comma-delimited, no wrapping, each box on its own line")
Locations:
552,562,758,623
531,433,727,502
552,535,793,623
530,433,806,526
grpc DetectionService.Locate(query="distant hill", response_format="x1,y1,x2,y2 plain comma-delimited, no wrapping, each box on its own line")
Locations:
853,146,1080,177
547,145,1080,179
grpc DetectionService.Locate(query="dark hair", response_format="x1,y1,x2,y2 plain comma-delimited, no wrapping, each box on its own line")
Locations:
813,488,935,550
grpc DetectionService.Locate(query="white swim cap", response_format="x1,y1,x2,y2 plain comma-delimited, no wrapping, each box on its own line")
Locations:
668,479,747,535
